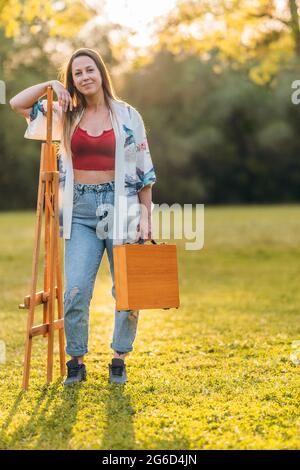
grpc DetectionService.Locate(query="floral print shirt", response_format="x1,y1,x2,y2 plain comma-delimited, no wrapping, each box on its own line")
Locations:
24,97,157,243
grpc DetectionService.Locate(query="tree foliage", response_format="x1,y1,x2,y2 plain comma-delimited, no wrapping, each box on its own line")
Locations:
1,1,300,208
122,49,300,204
0,0,96,38
154,0,300,85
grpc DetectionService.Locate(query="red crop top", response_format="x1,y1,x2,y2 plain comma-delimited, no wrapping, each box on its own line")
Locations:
71,125,115,170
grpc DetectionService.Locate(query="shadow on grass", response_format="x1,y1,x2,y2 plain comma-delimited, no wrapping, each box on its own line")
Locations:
101,381,191,451
2,378,82,449
0,389,27,448
1,374,192,450
101,383,136,450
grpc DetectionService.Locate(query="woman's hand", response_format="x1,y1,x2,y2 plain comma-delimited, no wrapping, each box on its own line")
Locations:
135,216,152,242
50,80,72,112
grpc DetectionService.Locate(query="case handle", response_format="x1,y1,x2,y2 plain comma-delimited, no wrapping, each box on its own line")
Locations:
126,238,166,245
136,238,166,245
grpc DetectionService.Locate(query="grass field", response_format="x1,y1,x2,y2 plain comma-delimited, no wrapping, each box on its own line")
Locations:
0,204,300,450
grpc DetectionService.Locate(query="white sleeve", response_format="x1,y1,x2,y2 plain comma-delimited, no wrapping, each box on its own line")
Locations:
130,106,157,192
24,99,62,141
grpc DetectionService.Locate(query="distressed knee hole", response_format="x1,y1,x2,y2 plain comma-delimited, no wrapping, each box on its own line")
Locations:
65,286,80,308
128,310,139,321
70,286,80,300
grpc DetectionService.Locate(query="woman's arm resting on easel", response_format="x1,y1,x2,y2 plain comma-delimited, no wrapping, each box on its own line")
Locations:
9,80,55,118
10,80,72,118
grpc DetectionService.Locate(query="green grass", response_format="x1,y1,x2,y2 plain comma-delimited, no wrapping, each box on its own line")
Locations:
1,205,300,450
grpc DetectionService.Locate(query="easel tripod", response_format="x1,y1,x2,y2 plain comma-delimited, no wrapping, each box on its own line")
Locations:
19,86,66,390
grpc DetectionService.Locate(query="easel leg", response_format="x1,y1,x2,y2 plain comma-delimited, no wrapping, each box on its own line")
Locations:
56,234,66,376
22,172,45,390
46,176,56,383
22,87,66,389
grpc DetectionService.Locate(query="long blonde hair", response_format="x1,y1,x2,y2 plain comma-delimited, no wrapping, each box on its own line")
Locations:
58,48,122,158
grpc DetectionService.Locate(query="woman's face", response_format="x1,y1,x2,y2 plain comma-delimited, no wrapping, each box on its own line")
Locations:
71,55,102,96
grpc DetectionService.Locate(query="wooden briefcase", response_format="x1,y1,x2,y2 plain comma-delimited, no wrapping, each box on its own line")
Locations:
113,239,180,310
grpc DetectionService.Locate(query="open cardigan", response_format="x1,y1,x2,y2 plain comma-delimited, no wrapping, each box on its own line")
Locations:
24,96,157,244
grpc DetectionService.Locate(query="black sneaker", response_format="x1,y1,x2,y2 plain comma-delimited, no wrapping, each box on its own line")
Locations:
108,358,127,384
64,359,87,385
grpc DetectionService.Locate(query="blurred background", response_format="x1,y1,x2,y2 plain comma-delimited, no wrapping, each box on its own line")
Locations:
1,3,300,449
1,0,300,208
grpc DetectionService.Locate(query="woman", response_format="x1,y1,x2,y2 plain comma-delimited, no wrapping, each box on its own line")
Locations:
10,48,157,385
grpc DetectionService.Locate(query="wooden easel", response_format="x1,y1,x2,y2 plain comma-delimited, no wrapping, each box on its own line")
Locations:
19,86,65,390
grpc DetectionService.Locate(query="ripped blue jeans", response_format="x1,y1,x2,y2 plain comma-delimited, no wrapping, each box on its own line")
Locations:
64,181,142,357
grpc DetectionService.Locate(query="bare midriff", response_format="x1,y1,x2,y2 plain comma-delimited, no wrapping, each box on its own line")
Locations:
73,169,115,184
72,105,115,184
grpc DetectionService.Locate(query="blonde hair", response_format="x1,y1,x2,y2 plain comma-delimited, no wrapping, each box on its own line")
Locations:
58,48,122,158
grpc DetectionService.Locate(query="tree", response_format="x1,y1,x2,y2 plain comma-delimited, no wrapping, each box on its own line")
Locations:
154,0,300,84
0,0,96,39
121,48,300,204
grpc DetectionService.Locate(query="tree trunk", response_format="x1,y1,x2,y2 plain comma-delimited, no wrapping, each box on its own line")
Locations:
289,0,300,57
